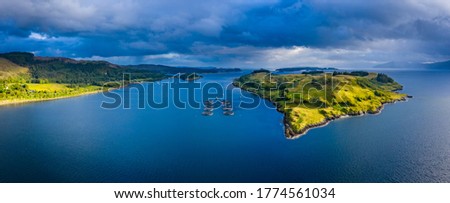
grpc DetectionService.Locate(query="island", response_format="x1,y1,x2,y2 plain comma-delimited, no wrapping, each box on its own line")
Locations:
275,66,337,72
234,70,408,138
178,73,203,81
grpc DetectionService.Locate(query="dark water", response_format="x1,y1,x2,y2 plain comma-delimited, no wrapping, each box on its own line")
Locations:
0,70,449,183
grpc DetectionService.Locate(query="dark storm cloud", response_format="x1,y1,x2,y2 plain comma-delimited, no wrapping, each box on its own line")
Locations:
223,0,450,49
0,0,449,67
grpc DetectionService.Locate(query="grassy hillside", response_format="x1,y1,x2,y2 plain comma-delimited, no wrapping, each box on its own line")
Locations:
0,52,166,85
234,71,407,137
0,58,29,81
0,57,104,104
127,64,241,74
0,52,167,105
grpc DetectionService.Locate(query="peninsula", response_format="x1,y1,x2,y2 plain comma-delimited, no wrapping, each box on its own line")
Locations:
234,70,408,138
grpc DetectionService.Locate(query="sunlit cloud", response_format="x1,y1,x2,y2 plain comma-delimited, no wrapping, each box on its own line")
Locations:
28,32,50,40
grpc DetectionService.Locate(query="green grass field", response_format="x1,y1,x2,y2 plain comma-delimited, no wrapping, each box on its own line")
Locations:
26,83,71,92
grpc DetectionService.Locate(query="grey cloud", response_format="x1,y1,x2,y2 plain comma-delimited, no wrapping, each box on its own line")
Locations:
0,0,449,67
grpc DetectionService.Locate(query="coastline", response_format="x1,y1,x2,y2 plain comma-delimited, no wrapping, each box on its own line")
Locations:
283,97,409,139
233,81,409,139
0,90,103,107
0,78,164,107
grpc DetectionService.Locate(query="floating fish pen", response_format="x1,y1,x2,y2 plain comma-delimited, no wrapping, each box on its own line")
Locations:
221,100,234,115
204,100,214,105
223,111,234,116
222,100,231,105
202,111,214,116
204,107,213,111
223,103,232,106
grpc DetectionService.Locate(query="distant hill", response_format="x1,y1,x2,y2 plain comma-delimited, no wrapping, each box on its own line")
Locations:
127,64,241,74
0,52,120,69
0,52,241,85
374,60,450,70
424,60,450,70
373,61,424,69
0,52,166,85
275,67,337,72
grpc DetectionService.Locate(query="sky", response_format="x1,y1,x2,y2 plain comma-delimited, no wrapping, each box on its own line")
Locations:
1,0,450,69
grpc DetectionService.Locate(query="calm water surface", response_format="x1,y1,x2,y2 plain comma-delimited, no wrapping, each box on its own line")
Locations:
0,70,449,182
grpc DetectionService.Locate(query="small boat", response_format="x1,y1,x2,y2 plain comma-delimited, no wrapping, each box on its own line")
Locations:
204,107,213,111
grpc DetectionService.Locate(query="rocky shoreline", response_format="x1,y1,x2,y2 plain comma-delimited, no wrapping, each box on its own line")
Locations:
242,88,410,139
233,82,405,139
283,96,409,139
235,78,410,139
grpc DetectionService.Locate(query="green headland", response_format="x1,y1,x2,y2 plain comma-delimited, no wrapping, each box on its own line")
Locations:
234,70,408,138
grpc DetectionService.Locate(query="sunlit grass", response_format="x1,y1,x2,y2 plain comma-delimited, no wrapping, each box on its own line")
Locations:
27,83,70,92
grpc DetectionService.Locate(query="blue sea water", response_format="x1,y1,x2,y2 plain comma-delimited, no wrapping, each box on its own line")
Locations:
0,70,449,182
